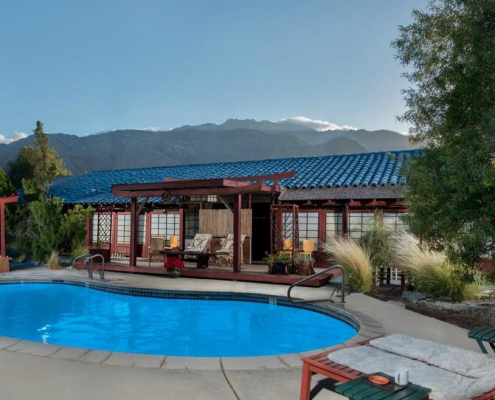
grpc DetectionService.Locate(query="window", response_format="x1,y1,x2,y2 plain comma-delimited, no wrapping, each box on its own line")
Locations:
151,213,180,245
185,208,199,238
349,213,375,240
298,212,319,250
326,213,343,240
383,213,409,235
92,214,112,244
115,214,146,244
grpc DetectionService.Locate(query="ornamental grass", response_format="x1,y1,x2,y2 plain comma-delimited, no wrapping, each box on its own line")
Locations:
394,233,480,302
324,237,373,294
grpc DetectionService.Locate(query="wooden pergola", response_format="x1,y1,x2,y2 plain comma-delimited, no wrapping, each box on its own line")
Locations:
0,195,19,259
111,172,295,272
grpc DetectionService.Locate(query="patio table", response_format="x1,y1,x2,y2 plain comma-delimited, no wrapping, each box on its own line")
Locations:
161,250,212,269
335,374,431,400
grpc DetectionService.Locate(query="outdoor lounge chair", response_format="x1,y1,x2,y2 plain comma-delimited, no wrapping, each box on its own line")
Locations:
184,233,212,257
215,233,246,267
300,334,495,400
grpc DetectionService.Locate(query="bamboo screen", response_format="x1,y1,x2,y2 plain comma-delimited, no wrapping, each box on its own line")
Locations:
199,209,252,237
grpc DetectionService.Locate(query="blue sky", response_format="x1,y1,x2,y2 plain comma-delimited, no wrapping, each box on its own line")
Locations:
0,0,428,142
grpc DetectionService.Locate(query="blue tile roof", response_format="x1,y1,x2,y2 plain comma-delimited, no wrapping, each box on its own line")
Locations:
48,150,419,205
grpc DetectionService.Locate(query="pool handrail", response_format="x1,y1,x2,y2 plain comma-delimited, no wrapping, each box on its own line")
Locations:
72,253,105,280
287,265,345,304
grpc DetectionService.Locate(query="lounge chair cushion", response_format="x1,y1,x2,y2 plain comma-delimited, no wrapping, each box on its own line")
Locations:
370,334,494,377
328,346,486,400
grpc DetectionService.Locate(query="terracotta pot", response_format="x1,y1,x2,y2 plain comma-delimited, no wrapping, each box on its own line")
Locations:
297,262,311,276
168,268,181,278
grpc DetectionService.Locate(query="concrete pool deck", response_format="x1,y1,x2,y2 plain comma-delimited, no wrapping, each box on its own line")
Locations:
0,268,481,400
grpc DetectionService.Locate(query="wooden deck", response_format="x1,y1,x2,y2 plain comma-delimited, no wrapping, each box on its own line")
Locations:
78,258,334,287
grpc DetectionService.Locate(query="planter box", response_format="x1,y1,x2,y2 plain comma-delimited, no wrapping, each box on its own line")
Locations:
0,257,10,273
89,248,111,263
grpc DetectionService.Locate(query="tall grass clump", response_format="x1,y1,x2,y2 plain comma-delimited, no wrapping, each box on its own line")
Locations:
47,250,61,270
394,234,480,301
324,237,373,293
360,222,395,269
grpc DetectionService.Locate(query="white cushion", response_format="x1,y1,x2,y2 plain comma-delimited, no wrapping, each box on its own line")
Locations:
370,334,493,377
328,346,477,400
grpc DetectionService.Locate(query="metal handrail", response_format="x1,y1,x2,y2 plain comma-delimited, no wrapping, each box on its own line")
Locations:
287,265,345,304
72,253,105,280
85,254,105,280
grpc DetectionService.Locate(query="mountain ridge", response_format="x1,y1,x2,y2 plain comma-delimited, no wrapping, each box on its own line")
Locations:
0,119,415,175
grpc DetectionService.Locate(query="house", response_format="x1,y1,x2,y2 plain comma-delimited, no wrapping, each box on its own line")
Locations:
48,150,416,272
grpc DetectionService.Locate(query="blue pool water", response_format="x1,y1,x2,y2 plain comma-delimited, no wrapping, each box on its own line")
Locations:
0,284,357,357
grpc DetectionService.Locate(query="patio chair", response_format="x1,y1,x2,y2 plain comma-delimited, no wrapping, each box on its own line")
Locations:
184,234,212,257
300,333,495,400
148,236,165,266
164,235,179,251
215,234,247,267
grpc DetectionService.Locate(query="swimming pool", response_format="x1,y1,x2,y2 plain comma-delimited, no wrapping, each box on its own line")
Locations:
0,283,357,357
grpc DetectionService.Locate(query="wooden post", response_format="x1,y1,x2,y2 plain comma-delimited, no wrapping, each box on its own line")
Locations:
342,203,349,236
130,198,138,267
0,203,5,259
179,207,186,251
233,194,242,273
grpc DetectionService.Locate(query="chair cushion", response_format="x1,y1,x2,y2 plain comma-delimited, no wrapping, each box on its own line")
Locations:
328,346,477,400
370,334,494,377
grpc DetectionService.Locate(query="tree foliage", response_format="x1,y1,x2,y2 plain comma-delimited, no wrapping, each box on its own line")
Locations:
393,0,495,267
8,121,71,195
0,166,15,197
28,196,64,263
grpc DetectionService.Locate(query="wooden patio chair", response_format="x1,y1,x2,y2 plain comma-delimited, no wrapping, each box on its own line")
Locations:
215,233,246,267
164,235,179,251
300,335,495,400
148,236,165,266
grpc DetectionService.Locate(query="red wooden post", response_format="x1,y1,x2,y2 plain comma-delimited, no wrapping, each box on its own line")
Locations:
233,194,242,273
130,198,138,267
0,203,5,259
179,207,186,251
85,215,92,248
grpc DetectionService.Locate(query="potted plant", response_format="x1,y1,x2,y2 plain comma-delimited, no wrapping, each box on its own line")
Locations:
264,251,292,275
165,257,185,278
294,252,313,276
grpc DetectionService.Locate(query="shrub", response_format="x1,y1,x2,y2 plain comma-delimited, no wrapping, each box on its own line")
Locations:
61,205,94,253
70,242,89,263
394,234,481,301
324,237,373,293
360,222,396,269
28,196,64,263
47,250,61,270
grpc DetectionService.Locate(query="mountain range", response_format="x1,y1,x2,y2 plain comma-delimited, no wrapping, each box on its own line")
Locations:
0,118,415,175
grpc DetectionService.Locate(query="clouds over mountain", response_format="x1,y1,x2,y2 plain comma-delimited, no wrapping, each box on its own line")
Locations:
0,131,29,144
278,116,357,132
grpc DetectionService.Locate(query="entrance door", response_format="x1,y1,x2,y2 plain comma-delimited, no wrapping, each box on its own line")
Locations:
251,203,271,261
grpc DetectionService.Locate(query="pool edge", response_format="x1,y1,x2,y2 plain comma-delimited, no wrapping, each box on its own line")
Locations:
0,276,385,371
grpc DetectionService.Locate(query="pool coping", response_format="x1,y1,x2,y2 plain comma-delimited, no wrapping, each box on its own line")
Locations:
0,275,385,371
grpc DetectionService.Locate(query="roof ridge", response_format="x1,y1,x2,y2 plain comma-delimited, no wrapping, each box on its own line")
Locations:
81,149,421,177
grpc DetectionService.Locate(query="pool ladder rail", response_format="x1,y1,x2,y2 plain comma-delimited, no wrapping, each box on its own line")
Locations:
287,265,346,304
72,253,105,280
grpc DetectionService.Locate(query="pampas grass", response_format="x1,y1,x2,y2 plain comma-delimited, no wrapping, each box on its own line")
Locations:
47,250,61,270
324,237,373,293
394,233,480,301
